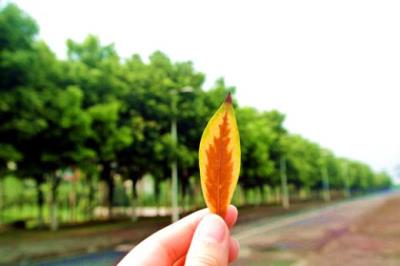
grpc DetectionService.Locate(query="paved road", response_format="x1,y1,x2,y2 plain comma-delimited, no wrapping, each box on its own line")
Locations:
232,191,399,266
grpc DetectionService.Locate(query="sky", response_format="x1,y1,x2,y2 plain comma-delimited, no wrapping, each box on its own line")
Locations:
9,0,400,181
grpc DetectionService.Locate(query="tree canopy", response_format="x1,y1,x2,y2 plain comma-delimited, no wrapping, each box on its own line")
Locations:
0,4,392,226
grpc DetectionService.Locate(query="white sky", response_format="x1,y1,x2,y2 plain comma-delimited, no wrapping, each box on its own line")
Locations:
10,0,400,180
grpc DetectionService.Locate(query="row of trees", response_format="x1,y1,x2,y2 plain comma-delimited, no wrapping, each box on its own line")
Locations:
0,4,392,229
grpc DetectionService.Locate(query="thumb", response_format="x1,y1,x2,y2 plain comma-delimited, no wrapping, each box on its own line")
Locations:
185,214,230,266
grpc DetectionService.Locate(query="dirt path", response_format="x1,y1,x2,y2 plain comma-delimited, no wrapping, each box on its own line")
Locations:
232,192,400,266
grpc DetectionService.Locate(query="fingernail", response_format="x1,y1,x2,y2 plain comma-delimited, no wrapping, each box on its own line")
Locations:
196,214,226,243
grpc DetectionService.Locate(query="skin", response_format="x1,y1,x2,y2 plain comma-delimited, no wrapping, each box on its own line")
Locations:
118,205,239,266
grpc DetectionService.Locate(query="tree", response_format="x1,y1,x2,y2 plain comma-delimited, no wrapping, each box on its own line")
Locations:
0,3,38,170
0,3,394,228
237,107,275,202
283,135,322,195
0,4,38,51
64,35,136,218
0,5,93,229
117,52,208,217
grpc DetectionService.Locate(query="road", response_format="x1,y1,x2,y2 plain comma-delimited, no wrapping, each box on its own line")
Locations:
232,191,400,266
31,191,400,266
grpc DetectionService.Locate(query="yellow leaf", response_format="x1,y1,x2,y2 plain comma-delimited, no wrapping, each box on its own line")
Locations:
199,93,241,217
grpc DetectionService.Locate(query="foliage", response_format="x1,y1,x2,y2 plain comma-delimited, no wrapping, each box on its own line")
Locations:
0,3,393,227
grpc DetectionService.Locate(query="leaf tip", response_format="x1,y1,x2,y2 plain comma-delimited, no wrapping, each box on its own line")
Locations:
225,92,232,104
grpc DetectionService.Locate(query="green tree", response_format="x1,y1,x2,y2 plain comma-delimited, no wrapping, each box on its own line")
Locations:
117,51,208,217
0,5,93,229
0,3,38,170
64,35,134,218
237,107,275,202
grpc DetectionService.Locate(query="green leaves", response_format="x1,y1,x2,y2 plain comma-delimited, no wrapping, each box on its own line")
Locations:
87,101,133,161
0,2,392,204
0,4,38,51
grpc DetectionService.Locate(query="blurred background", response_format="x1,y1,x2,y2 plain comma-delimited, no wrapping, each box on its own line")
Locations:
0,1,399,265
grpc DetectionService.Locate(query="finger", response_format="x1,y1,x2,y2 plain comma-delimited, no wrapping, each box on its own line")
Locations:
173,256,186,266
118,208,207,266
185,214,230,266
224,205,238,229
228,237,240,262
172,205,237,264
118,206,237,266
173,236,240,265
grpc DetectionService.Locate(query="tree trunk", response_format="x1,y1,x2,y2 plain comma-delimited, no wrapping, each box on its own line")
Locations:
50,174,61,231
180,171,189,211
36,176,44,228
0,177,4,225
130,176,138,222
50,195,58,231
275,186,281,204
258,184,265,205
86,174,94,220
154,176,160,207
70,180,77,222
153,176,162,216
244,188,251,205
101,162,113,219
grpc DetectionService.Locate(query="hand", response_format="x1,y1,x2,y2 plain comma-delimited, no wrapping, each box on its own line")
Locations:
118,205,239,266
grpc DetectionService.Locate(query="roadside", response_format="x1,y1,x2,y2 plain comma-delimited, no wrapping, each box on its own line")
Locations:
306,195,400,266
0,200,327,265
233,192,400,266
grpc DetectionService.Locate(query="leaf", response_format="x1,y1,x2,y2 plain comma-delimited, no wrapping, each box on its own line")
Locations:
199,93,241,217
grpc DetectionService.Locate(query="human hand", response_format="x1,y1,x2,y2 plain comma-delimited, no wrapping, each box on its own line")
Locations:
118,205,239,266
